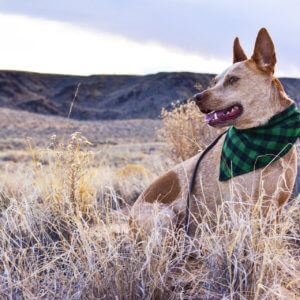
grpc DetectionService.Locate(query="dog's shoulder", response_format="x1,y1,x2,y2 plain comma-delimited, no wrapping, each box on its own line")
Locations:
141,170,181,204
138,153,204,204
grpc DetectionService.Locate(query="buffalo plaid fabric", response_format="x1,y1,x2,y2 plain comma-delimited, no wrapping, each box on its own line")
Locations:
219,103,300,181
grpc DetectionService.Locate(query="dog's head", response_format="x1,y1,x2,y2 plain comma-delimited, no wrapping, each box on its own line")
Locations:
194,28,293,129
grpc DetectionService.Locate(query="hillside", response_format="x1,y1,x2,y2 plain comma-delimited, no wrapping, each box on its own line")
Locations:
0,70,299,120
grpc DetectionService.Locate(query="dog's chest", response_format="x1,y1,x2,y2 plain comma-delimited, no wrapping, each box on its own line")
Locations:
185,137,296,211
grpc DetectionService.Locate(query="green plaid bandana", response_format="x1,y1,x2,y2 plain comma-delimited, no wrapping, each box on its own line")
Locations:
219,103,300,181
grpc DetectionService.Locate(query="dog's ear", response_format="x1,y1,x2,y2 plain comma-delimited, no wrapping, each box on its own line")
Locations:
251,28,276,73
233,37,247,63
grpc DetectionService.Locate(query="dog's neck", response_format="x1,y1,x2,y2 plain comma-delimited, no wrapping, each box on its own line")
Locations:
234,77,294,130
220,102,300,181
270,77,293,114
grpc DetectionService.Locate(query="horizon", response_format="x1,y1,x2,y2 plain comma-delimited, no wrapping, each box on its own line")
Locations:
0,68,299,80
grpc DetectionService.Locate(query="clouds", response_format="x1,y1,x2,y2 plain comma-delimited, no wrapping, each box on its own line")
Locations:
0,13,229,75
0,0,299,76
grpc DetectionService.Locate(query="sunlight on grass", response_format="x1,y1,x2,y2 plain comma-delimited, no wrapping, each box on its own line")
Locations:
0,102,298,298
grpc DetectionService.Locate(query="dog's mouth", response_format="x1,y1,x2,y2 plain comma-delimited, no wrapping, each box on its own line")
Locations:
203,103,243,127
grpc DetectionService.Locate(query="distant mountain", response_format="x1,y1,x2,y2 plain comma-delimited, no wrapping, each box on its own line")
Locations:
0,70,299,120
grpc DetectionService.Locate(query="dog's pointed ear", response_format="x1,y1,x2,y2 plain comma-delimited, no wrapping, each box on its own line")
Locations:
251,28,276,73
233,37,247,63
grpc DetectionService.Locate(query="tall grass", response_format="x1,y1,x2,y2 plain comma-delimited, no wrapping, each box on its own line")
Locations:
0,104,298,298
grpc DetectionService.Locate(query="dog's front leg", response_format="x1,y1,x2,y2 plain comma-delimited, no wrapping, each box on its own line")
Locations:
129,201,180,242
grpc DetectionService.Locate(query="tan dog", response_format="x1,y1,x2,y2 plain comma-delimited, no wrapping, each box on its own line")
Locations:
130,28,297,237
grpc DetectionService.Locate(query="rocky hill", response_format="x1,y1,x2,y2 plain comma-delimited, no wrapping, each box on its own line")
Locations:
0,70,299,120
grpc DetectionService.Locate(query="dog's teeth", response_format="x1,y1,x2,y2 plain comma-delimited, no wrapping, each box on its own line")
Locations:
214,113,218,120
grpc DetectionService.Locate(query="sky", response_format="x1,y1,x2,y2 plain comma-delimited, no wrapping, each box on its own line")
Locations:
0,0,299,77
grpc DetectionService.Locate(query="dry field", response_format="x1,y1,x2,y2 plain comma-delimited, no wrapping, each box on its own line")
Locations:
0,106,169,170
0,102,299,299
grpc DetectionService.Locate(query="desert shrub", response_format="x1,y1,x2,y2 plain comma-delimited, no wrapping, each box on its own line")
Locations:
35,132,98,222
157,100,220,163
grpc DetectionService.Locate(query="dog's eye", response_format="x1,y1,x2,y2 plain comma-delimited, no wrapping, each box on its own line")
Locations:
228,76,239,84
209,78,217,87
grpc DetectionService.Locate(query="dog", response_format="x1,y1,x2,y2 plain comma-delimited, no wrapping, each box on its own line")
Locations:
130,28,298,237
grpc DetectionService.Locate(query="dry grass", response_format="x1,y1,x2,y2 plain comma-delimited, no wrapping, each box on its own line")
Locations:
157,100,219,162
0,103,298,298
113,164,154,206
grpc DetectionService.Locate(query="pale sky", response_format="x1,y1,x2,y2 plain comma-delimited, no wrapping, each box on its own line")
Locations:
0,0,299,77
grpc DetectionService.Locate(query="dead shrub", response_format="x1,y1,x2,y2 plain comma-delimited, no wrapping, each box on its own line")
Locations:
157,100,220,163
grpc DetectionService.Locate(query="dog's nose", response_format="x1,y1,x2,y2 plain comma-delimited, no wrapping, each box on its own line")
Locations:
193,92,207,103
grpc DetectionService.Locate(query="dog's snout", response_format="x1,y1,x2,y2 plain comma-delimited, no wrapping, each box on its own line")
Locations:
193,92,207,103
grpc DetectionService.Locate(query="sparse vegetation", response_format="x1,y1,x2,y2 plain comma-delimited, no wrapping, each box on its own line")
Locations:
0,103,298,299
157,100,219,162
